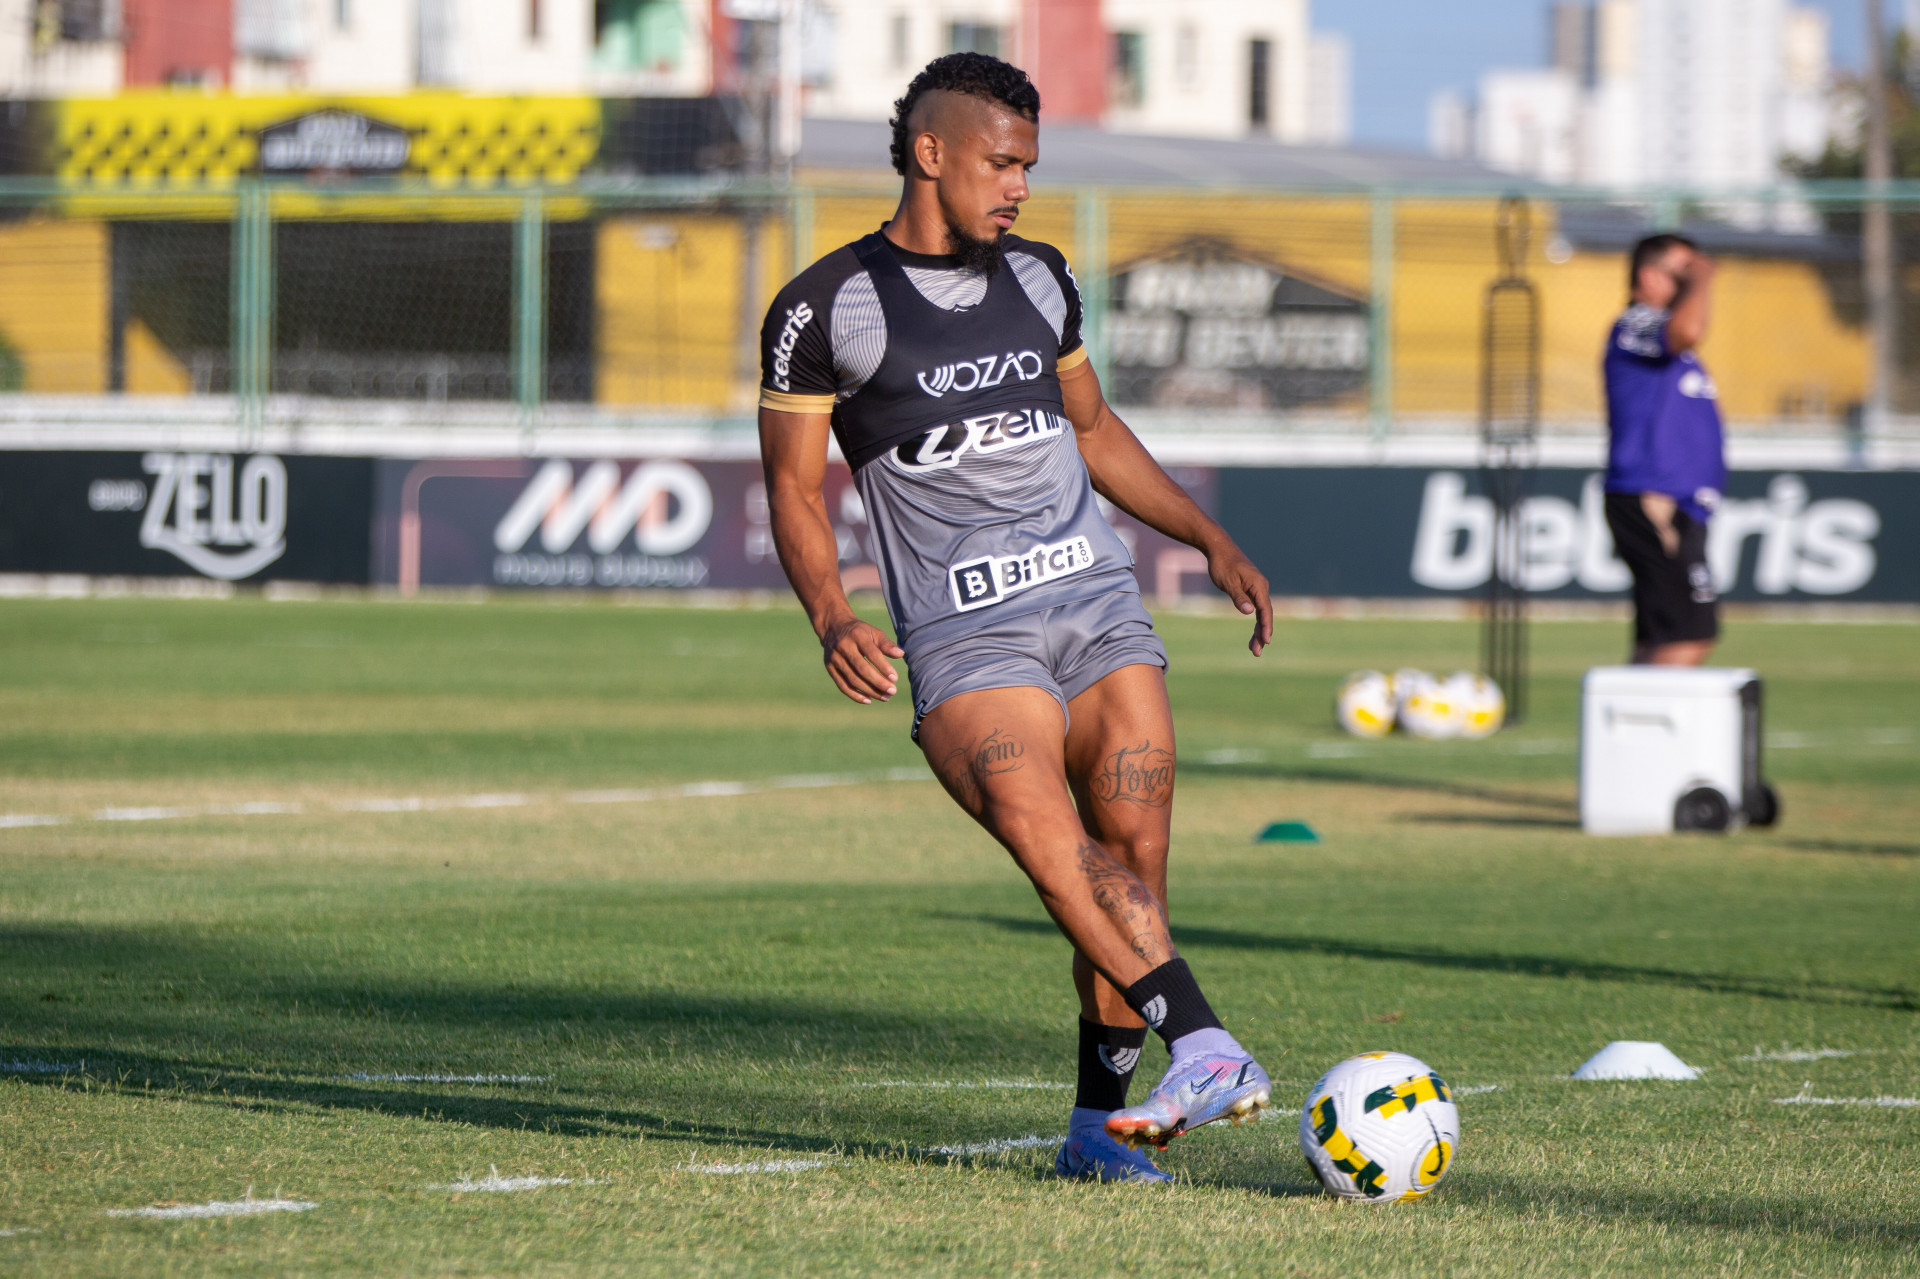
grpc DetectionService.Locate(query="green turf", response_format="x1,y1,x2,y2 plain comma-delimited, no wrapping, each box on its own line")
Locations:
0,597,1915,1275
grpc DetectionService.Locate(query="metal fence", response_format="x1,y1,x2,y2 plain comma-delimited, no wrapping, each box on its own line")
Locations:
1,176,1918,449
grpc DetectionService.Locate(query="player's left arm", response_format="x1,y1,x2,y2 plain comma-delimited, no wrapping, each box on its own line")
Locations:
1061,357,1273,656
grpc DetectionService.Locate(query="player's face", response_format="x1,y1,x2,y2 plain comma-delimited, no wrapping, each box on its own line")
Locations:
935,105,1036,245
1637,245,1695,308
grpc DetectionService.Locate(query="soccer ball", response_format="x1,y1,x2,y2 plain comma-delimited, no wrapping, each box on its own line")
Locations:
1448,672,1506,739
1334,670,1396,738
1299,1051,1461,1203
1395,670,1463,740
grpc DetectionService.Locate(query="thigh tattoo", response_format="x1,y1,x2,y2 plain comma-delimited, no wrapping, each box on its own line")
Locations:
1091,741,1176,807
936,727,1026,816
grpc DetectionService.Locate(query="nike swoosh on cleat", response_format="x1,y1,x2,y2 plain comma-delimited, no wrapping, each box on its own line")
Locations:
1189,1068,1226,1096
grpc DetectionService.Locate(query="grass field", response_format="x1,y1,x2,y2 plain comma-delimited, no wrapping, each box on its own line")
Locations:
0,595,1916,1276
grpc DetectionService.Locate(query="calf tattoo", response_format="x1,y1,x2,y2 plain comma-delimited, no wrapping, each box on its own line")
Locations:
1091,741,1175,807
1078,838,1172,964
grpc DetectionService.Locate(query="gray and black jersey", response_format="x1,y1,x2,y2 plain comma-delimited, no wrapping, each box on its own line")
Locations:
759,231,1137,655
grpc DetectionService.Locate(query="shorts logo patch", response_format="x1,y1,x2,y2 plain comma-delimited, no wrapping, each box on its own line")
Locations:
948,536,1096,612
1688,560,1717,604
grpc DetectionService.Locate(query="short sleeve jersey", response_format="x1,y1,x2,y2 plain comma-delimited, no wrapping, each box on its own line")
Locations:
1603,302,1728,523
759,232,1135,653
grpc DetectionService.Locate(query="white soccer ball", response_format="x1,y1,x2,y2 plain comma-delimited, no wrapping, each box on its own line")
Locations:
1334,670,1396,739
1448,672,1506,739
1395,670,1463,740
1300,1051,1461,1203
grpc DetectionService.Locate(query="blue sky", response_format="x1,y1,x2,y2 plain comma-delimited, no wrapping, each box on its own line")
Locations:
1323,0,1869,151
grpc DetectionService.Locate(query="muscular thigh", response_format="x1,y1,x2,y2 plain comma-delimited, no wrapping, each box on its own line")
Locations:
1064,663,1175,894
917,684,1073,833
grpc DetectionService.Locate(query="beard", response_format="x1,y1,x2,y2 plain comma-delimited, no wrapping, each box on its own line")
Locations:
944,215,1006,277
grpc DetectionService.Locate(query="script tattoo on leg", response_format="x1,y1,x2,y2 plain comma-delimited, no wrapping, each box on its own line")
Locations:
936,727,1024,817
1091,741,1175,807
1077,839,1172,965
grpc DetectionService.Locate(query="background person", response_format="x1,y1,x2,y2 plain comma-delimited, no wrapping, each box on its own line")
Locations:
1603,233,1727,665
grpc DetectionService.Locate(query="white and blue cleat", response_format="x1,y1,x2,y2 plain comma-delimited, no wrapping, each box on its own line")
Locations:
1105,1050,1271,1150
1054,1125,1175,1183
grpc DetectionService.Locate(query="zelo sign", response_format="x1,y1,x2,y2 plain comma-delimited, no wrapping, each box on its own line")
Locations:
1221,467,1914,602
0,451,372,582
138,453,288,580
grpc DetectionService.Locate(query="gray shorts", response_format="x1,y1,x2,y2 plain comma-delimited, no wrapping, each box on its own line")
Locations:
905,589,1168,740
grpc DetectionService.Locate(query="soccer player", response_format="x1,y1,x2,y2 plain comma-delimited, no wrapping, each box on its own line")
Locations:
757,53,1274,1183
1603,234,1726,665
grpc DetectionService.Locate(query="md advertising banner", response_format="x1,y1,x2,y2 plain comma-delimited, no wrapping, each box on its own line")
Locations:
366,458,1209,600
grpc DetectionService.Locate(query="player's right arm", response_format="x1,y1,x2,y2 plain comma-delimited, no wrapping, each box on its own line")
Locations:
758,408,903,705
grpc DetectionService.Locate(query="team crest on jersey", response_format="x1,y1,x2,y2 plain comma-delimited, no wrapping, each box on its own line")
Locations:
893,409,1067,473
917,350,1044,397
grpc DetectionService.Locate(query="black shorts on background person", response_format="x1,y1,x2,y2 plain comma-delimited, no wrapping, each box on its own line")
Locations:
1603,491,1717,650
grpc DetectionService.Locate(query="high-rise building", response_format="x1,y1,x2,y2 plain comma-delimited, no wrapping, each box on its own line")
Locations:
1305,29,1349,145
1444,0,1832,188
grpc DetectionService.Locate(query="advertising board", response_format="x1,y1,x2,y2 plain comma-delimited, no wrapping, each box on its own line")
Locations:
4,450,1912,605
0,450,372,582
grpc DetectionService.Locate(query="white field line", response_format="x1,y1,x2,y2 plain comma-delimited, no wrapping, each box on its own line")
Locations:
107,1198,317,1220
340,1073,549,1084
1769,728,1914,749
685,1158,834,1175
0,1228,41,1237
1,1060,82,1074
1774,1086,1919,1108
920,1134,1065,1157
2,768,932,832
432,1168,592,1193
1456,1084,1503,1096
855,1080,1071,1091
1737,1047,1863,1063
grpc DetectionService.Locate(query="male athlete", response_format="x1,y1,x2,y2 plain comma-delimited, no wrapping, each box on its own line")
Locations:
758,54,1275,1184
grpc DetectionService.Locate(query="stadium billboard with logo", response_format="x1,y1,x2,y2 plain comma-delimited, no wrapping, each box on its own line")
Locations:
1220,467,1918,603
4,451,1913,603
1105,242,1371,410
365,458,1210,597
0,451,372,582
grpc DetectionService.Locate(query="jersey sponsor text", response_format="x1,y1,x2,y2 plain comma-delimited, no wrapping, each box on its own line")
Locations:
916,349,1044,397
769,302,814,392
892,408,1068,473
949,535,1096,611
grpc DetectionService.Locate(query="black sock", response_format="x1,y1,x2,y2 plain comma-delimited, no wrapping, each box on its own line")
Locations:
1074,1018,1148,1112
1123,958,1224,1049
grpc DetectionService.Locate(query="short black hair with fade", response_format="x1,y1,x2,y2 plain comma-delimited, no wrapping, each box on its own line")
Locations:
889,53,1041,177
1629,233,1699,292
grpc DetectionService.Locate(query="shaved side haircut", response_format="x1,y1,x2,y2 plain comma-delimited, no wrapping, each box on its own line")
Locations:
888,53,1042,177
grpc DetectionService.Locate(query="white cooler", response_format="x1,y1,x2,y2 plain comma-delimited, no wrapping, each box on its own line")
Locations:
1579,666,1779,835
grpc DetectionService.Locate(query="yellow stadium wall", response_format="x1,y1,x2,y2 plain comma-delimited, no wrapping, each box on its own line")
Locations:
0,218,109,393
